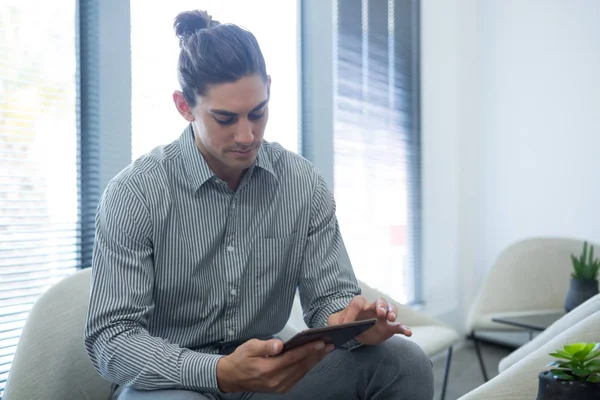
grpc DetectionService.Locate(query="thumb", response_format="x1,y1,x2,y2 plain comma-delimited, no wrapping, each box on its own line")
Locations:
244,338,283,357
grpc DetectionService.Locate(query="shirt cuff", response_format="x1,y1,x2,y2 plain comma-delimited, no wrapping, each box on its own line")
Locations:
180,349,224,394
312,296,353,328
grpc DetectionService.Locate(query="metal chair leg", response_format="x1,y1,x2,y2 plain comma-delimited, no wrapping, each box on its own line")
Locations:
440,347,453,400
471,331,489,382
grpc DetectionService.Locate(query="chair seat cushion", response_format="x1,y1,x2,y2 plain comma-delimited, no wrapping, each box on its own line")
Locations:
407,326,460,356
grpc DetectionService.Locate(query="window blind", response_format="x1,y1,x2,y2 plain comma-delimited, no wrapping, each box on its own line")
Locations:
332,0,421,303
79,0,101,269
0,0,79,394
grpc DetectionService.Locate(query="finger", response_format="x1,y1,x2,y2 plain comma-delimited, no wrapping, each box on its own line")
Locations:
387,303,399,321
357,320,413,344
376,298,389,319
388,321,412,337
243,338,283,357
273,340,327,369
339,296,369,323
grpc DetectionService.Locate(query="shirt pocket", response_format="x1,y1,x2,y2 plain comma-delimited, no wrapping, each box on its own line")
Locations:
250,232,302,297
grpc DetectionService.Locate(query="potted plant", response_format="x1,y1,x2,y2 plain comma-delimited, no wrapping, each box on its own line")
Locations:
564,241,599,312
537,342,600,400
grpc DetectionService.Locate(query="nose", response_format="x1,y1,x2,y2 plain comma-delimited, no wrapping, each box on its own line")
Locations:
234,118,254,146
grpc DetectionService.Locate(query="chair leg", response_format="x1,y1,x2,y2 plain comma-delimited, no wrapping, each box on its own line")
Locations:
440,347,453,400
471,331,489,382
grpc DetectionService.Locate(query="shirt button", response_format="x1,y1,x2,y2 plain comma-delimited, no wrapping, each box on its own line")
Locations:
230,289,237,296
227,245,235,252
228,329,235,336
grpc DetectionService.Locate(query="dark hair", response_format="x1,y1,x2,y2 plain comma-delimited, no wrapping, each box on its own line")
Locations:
173,10,267,107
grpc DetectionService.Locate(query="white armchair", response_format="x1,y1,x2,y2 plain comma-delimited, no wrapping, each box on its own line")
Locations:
3,268,112,400
458,310,600,399
5,269,459,400
466,237,596,381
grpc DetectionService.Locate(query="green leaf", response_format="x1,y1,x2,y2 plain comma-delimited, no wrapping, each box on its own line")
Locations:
565,343,587,355
573,344,595,360
573,350,591,361
571,255,582,278
550,350,573,360
589,343,600,355
550,369,574,381
587,373,600,383
586,360,600,372
572,368,591,377
584,348,600,361
547,360,572,369
584,342,597,353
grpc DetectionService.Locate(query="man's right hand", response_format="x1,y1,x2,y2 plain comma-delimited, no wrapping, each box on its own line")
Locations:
216,338,334,394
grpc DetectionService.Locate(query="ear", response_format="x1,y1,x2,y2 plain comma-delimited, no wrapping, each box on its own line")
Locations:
173,91,195,122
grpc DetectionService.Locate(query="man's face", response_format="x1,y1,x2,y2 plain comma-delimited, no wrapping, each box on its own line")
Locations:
188,74,270,178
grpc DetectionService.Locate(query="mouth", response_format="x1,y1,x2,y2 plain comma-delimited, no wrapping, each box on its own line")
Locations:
229,147,257,157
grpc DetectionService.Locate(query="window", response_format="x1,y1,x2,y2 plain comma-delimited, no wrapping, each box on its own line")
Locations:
130,0,300,160
332,0,421,303
0,0,78,393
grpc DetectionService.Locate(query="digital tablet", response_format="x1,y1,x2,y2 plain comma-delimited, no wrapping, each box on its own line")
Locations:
282,318,377,352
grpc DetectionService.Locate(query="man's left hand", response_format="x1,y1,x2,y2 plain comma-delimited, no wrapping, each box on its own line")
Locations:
327,296,412,345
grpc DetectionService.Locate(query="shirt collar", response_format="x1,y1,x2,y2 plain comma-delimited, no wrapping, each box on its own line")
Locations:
179,124,278,191
179,125,215,190
254,143,277,179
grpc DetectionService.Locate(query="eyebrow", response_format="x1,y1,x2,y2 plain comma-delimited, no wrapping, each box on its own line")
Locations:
209,99,269,117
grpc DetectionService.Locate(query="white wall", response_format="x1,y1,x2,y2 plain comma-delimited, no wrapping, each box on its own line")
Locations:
476,0,600,285
422,0,600,331
420,0,463,325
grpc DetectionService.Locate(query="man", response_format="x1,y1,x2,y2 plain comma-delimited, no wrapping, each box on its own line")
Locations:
85,10,434,400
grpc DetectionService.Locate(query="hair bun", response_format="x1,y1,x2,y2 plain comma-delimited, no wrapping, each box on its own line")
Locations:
174,10,220,40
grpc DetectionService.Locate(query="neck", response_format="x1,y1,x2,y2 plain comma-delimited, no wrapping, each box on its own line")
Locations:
218,169,244,190
193,138,244,190
204,155,244,190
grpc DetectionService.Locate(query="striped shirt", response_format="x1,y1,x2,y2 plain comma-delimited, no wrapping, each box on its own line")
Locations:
84,125,360,394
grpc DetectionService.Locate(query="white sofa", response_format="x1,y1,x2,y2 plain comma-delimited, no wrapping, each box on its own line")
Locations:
498,293,600,373
458,310,600,399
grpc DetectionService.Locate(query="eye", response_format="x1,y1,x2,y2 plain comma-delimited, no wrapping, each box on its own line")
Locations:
249,110,265,121
214,117,236,126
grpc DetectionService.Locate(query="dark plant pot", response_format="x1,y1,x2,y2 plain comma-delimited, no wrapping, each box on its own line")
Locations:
564,278,599,312
537,371,600,400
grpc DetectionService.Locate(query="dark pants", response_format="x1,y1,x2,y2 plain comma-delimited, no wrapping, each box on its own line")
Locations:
115,336,434,400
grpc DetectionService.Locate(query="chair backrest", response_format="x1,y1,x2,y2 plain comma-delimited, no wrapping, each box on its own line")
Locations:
281,278,450,338
358,280,451,328
3,268,112,400
467,237,596,330
459,310,600,399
